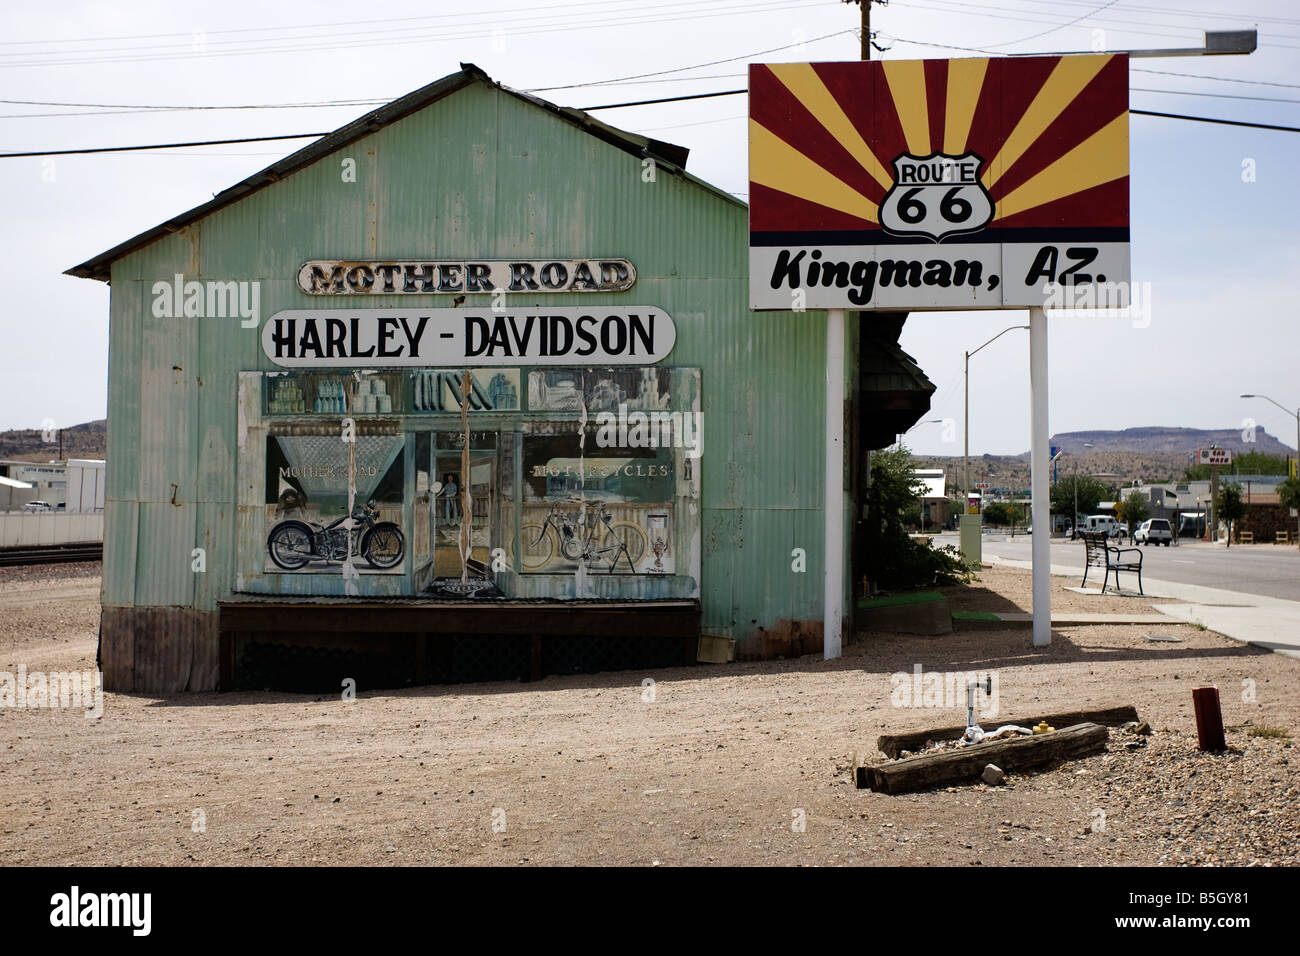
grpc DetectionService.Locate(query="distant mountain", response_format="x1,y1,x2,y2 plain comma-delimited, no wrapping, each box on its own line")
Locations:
1047,426,1294,456
0,419,106,461
916,424,1296,494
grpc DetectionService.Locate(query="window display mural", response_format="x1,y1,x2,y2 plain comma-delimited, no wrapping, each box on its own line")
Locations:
263,433,406,574
429,431,501,580
412,369,520,412
521,428,674,575
265,370,405,416
239,366,698,598
528,367,670,412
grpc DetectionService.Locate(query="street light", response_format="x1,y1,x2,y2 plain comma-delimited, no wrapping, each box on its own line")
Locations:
900,417,945,448
963,325,1030,506
1241,392,1300,545
1240,393,1300,468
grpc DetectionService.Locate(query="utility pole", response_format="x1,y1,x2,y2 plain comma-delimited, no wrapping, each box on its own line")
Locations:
963,352,969,508
861,0,871,60
844,0,872,61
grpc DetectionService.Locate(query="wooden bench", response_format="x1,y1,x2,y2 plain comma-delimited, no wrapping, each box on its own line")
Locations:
1081,531,1144,595
1278,531,1290,545
1239,531,1254,545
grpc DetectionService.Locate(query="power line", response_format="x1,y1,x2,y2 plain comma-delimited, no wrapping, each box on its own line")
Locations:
635,113,747,133
9,75,1297,123
526,28,856,91
6,96,1297,158
0,0,827,69
0,70,752,117
0,132,330,159
0,101,389,120
0,96,386,109
580,89,745,110
1130,108,1300,133
0,0,649,46
982,0,1121,49
1132,68,1300,90
1131,87,1300,106
903,0,1300,42
1017,0,1300,29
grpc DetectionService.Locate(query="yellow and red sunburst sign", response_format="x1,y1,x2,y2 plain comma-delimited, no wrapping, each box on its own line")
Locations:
748,55,1130,311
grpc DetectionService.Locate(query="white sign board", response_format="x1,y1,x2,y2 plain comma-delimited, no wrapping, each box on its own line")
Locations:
747,55,1131,311
1197,448,1233,466
261,309,675,368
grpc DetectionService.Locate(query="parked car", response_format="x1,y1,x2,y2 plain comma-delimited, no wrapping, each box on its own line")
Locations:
20,500,53,512
1134,518,1172,546
1082,514,1125,538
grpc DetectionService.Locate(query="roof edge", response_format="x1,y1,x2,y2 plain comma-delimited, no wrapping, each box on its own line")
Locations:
65,63,737,282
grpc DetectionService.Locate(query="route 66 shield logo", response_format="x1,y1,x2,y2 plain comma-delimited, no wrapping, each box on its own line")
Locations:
878,152,994,241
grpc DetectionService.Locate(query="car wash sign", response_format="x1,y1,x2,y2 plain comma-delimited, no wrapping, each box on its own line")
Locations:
748,55,1130,310
261,308,675,367
1196,447,1233,466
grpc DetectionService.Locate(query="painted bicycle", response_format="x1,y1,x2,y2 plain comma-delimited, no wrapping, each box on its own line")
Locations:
521,497,647,573
267,499,405,571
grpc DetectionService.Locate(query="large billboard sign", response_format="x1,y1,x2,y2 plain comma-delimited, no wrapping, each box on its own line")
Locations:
1197,448,1233,466
748,55,1130,311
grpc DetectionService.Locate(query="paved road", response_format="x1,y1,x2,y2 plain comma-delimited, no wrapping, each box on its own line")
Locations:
934,532,1300,602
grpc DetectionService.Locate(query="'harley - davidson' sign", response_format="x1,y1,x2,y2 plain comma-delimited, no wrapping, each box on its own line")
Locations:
261,308,675,367
298,259,636,295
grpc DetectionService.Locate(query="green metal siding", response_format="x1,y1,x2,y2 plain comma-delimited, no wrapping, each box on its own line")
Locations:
103,79,853,641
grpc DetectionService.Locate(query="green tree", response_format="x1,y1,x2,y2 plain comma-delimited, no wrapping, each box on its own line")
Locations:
1050,474,1108,522
1117,490,1151,536
981,502,1015,527
865,444,973,588
869,445,926,532
1216,483,1247,548
1237,451,1288,474
1278,477,1300,547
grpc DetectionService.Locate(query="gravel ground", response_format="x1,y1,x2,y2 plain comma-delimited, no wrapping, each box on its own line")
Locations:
0,563,1296,866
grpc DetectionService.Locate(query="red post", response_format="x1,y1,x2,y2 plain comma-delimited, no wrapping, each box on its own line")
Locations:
1192,686,1227,752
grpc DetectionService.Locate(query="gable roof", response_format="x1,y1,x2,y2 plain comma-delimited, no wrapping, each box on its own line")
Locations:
67,63,738,282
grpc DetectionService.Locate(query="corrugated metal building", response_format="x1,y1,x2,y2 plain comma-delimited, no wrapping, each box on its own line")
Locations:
69,65,932,693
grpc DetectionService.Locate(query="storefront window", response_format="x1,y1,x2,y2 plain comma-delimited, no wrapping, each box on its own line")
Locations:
245,366,698,596
263,432,406,575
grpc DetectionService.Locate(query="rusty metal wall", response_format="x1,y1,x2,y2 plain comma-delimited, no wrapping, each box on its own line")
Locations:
101,79,854,690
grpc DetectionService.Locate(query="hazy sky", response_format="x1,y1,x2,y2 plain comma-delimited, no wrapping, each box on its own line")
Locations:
3,0,1297,454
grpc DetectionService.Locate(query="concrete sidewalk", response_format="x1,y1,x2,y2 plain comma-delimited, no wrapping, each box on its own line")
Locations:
985,554,1300,660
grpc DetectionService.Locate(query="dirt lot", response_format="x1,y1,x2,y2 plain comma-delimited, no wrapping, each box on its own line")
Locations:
1,562,1297,866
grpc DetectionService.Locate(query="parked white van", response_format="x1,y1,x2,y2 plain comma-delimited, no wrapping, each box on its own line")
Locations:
1083,514,1124,538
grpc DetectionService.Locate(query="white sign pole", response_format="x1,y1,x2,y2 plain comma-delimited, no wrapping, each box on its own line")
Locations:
1029,306,1051,647
825,308,845,659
